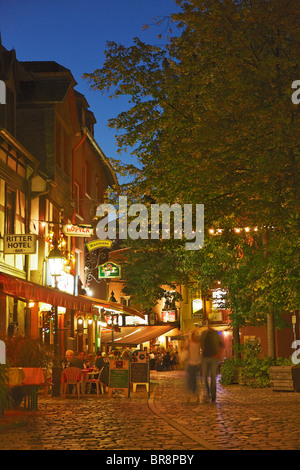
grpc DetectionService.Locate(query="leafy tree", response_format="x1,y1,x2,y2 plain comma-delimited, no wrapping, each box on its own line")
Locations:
84,0,300,356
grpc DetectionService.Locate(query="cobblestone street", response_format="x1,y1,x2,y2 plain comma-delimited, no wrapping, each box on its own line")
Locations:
1,370,300,452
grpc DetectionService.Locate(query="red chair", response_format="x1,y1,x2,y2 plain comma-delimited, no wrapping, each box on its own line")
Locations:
61,367,83,398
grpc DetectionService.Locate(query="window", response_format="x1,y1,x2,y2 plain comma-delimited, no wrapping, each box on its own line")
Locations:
0,141,26,177
5,186,16,234
120,296,131,307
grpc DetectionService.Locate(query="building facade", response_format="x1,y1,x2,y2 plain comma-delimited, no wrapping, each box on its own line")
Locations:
0,40,120,356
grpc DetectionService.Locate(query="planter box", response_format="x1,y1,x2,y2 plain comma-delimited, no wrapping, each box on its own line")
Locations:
269,366,300,391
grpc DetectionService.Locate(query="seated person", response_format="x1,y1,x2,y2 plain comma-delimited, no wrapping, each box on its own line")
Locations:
95,351,109,386
79,351,87,366
65,350,84,369
86,354,95,368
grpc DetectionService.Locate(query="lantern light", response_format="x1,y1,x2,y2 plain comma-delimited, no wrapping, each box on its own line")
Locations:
47,239,65,280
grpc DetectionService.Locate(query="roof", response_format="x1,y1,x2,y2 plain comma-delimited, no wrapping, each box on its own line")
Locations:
101,325,177,346
83,127,118,187
18,79,72,103
20,61,74,78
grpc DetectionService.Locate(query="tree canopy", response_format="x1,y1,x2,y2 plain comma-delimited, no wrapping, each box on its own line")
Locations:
84,0,300,328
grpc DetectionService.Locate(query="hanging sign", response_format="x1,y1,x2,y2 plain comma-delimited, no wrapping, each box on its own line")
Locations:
63,224,93,237
86,239,113,251
4,234,37,254
161,311,176,322
98,262,121,279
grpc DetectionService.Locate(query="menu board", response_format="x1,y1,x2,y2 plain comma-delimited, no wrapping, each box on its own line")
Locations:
130,362,148,384
108,360,130,396
130,350,150,396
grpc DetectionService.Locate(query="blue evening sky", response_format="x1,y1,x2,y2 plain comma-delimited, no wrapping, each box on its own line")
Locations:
0,0,181,172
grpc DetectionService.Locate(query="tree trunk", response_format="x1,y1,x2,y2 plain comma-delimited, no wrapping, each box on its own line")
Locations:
267,312,276,360
262,230,277,360
232,326,241,359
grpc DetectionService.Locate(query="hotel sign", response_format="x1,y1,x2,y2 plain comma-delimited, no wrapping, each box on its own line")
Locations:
4,234,37,254
63,224,93,237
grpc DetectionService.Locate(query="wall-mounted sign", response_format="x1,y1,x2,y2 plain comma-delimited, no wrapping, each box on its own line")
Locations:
86,239,113,251
4,234,37,254
212,289,227,309
98,262,121,279
192,298,203,318
63,224,93,237
161,310,176,322
51,272,75,295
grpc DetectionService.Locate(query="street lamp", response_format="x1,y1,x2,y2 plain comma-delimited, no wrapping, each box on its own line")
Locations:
47,239,64,396
109,291,118,350
47,239,65,287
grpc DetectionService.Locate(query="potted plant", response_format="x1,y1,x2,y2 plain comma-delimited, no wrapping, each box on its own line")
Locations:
1,335,54,406
0,364,12,416
269,358,300,391
3,335,53,368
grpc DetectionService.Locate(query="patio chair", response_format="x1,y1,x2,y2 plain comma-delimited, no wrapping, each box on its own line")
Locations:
85,367,104,397
61,367,83,398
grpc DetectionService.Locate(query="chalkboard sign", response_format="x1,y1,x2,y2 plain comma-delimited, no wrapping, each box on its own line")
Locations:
108,360,130,397
109,369,129,389
130,362,148,384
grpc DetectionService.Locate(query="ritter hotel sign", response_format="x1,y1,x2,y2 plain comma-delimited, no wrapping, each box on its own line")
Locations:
4,234,37,254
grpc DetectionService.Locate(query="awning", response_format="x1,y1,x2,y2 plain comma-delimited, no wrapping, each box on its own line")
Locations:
0,272,145,318
84,296,145,319
0,272,93,313
101,325,177,346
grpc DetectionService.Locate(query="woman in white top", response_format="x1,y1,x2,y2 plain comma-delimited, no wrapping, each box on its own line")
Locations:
183,329,201,399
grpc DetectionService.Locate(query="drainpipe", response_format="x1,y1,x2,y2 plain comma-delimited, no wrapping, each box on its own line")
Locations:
71,132,87,318
72,134,86,222
71,134,86,251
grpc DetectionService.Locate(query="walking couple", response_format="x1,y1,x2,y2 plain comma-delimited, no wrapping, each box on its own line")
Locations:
181,326,224,403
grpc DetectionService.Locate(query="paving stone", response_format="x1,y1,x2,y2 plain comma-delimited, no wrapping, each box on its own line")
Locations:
1,370,300,451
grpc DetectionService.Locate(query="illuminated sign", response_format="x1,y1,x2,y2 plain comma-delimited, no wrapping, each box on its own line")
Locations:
63,224,93,237
86,239,113,251
192,299,203,318
98,262,121,279
212,289,227,309
4,234,37,254
161,311,176,322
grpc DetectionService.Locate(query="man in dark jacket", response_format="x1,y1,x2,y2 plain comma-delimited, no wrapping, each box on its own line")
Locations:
200,326,224,402
95,351,109,386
